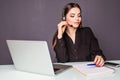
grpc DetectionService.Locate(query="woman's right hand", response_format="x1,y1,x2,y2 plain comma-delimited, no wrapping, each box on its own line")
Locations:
57,21,68,39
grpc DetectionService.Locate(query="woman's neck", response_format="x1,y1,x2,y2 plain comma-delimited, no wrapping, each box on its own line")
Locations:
66,27,77,44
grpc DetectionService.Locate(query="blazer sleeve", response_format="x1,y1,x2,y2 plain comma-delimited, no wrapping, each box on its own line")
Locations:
54,37,68,62
88,27,106,60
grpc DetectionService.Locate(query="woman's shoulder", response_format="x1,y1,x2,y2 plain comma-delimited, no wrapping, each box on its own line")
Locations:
78,27,92,32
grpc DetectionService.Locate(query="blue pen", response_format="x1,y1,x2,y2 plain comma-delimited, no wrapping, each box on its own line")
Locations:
87,63,96,66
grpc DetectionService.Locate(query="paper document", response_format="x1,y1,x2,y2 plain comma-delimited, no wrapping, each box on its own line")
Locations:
73,63,114,77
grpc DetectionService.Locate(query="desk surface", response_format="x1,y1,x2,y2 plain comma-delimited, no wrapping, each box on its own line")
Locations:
0,60,120,80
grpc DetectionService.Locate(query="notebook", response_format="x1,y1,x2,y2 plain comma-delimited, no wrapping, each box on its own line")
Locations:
6,40,71,76
73,63,114,77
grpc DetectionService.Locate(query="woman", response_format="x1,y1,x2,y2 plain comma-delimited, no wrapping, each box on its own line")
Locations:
52,3,106,66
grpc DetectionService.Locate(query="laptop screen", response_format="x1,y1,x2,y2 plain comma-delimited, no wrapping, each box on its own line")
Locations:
7,40,55,76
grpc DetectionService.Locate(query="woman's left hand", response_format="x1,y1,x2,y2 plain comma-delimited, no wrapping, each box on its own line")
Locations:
94,55,105,67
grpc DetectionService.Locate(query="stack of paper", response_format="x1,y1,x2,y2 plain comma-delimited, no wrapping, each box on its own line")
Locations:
73,63,114,77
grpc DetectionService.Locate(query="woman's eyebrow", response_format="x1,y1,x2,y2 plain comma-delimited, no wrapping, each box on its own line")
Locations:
70,14,81,16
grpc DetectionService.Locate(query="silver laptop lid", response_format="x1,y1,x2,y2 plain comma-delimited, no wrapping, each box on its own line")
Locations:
6,40,55,76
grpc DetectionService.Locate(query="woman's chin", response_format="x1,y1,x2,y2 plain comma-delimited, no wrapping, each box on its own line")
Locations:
73,25,79,28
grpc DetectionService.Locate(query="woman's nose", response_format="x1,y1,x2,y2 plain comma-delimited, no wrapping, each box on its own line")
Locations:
75,17,80,21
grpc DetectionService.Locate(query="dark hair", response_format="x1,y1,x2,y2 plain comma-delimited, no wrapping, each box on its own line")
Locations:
52,3,82,47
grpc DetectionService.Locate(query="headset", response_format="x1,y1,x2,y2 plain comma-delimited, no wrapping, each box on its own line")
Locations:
61,8,66,21
62,16,66,21
61,9,73,27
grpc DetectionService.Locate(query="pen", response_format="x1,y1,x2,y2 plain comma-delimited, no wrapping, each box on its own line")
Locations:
87,63,96,66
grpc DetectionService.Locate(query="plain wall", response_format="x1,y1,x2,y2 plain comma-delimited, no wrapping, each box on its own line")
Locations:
0,0,120,64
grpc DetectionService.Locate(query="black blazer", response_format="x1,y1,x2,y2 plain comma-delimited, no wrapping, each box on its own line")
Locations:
54,27,106,62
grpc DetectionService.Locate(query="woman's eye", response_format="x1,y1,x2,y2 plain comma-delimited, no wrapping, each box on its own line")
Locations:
78,15,82,17
70,16,74,18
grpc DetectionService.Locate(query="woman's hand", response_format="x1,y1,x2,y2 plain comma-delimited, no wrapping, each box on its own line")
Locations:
94,55,105,67
57,21,68,39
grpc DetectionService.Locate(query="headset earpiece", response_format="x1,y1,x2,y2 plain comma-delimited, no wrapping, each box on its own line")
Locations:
62,17,66,21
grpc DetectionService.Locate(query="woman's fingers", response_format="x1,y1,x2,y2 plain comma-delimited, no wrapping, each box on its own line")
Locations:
57,21,68,39
94,55,104,67
57,21,68,28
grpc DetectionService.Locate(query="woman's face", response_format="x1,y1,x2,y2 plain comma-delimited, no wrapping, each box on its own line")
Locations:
66,7,81,28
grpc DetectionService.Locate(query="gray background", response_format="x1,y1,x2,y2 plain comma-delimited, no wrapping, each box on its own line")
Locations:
0,0,120,64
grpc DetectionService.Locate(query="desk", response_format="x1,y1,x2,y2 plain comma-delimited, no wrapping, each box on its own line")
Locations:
0,60,120,80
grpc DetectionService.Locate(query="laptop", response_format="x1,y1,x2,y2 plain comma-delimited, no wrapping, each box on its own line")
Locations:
6,40,71,76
